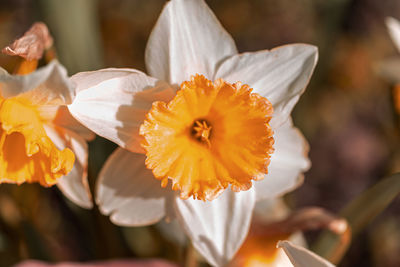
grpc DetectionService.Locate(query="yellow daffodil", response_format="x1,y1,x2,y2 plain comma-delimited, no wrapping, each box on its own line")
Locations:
68,0,318,265
0,23,94,208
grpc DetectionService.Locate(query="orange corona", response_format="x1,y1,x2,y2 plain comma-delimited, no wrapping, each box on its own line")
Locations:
140,74,274,201
0,97,74,186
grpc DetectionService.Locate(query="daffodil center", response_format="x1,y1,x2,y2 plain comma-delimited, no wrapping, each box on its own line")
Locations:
191,119,212,147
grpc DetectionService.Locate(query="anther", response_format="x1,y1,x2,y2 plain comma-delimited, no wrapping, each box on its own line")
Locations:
191,119,212,147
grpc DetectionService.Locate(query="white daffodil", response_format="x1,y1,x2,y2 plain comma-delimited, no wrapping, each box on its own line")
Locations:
0,60,94,208
278,241,335,267
68,0,318,265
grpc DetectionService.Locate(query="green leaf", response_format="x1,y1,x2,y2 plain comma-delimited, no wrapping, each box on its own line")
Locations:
312,173,400,264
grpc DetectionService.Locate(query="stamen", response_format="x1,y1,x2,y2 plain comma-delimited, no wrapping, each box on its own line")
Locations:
191,119,212,147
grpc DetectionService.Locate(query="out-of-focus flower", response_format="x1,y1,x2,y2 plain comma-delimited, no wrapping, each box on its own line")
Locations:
383,17,400,118
278,241,336,267
230,198,302,267
0,23,94,208
69,0,317,265
231,199,346,267
387,17,400,54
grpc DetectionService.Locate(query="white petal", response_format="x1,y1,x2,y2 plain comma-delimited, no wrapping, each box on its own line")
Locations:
255,119,310,201
68,69,175,153
174,188,256,267
96,148,169,226
277,241,335,267
0,60,75,105
44,125,92,209
145,0,237,84
215,44,318,127
70,68,143,93
386,17,400,53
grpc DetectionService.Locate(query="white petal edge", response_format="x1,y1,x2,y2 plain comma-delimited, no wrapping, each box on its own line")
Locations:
277,241,335,267
386,17,400,53
145,0,237,84
174,188,256,267
0,60,75,105
215,44,318,128
44,125,92,209
68,69,175,153
255,119,310,201
70,68,144,93
96,148,169,226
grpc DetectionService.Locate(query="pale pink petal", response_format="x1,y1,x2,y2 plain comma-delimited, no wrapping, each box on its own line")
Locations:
277,241,335,267
145,0,237,84
0,60,75,105
96,148,169,226
174,188,256,267
386,17,400,53
44,125,92,209
68,69,175,153
2,22,53,60
215,44,318,128
255,119,310,201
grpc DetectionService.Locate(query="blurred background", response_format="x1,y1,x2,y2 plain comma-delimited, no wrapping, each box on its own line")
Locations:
0,0,399,266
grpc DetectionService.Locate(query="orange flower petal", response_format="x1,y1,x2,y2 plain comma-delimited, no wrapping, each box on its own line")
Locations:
0,98,74,186
140,74,274,201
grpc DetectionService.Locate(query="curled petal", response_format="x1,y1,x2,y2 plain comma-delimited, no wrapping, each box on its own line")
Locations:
145,0,237,84
174,188,256,267
255,119,310,200
44,125,92,209
97,148,169,226
215,44,318,128
0,60,75,105
2,22,53,60
277,241,336,267
69,69,175,153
